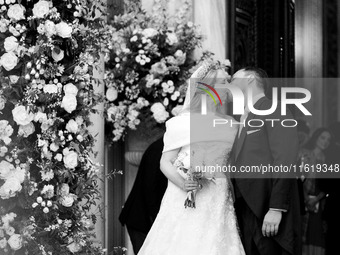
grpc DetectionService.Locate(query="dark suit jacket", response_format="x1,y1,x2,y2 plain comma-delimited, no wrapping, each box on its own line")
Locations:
119,137,168,233
231,97,302,255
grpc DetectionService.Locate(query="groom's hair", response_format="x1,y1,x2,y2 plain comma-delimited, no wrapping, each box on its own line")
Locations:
241,66,269,92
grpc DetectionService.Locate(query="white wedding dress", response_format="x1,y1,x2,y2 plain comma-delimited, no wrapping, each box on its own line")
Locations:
138,113,245,255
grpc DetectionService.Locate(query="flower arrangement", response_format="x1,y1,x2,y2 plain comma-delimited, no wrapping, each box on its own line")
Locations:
0,0,110,254
104,0,211,142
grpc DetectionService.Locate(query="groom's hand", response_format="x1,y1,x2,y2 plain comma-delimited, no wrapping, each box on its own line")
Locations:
262,210,282,237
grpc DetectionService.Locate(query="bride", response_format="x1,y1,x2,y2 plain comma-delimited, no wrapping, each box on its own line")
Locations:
138,61,245,255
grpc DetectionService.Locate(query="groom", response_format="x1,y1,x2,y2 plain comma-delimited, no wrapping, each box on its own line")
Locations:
229,67,301,255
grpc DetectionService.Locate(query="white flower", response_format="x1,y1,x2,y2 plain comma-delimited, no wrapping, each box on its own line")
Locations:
41,184,54,199
106,106,117,122
0,160,15,180
61,95,77,113
174,50,186,65
43,84,58,94
0,18,9,33
106,87,118,101
44,20,56,37
0,96,6,110
55,153,62,161
171,105,183,116
7,4,25,21
49,143,59,152
63,83,78,96
0,238,7,249
142,28,158,38
150,103,169,123
32,0,50,18
166,32,178,45
63,151,78,169
0,52,18,71
66,119,78,134
0,178,22,199
41,170,54,181
67,242,82,253
52,48,64,62
59,183,70,196
32,202,38,208
61,194,75,207
4,36,18,52
150,61,168,75
6,226,15,236
9,75,19,83
18,122,35,137
7,234,22,251
37,197,43,203
43,207,49,213
12,105,34,126
55,21,72,38
0,120,13,145
7,167,25,184
1,212,16,226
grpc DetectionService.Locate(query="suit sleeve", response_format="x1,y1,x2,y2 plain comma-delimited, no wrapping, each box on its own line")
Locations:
264,101,299,210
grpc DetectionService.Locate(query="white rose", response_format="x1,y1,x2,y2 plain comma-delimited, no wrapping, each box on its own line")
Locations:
0,160,15,180
0,97,5,111
61,194,74,207
150,103,169,123
7,234,22,251
12,105,34,126
44,20,56,37
43,84,58,94
61,95,77,113
7,4,25,21
67,242,82,253
18,122,35,137
106,87,118,101
0,178,22,199
4,36,18,52
0,52,18,71
142,28,158,38
63,151,78,169
166,32,178,45
66,119,78,134
32,0,50,18
59,183,70,196
0,18,9,33
52,48,64,62
63,83,78,96
55,22,72,38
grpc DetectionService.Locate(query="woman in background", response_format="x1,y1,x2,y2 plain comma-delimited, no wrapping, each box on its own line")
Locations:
300,128,331,255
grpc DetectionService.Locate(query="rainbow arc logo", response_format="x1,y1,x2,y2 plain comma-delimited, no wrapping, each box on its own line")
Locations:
197,82,223,105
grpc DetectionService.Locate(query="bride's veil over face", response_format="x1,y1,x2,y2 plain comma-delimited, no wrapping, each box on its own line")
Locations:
180,62,229,115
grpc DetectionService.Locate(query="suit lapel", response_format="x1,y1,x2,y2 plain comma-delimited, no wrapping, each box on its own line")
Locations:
234,97,267,161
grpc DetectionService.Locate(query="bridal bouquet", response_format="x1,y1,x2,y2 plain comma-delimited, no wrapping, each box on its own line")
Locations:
173,151,203,208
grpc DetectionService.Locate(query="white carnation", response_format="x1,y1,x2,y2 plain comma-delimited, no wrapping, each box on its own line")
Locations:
55,21,72,38
0,178,22,199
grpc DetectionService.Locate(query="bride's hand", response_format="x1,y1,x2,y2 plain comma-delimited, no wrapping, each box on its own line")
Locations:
182,180,199,192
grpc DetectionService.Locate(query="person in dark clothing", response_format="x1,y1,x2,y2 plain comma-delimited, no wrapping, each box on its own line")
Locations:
119,137,167,254
321,122,340,255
